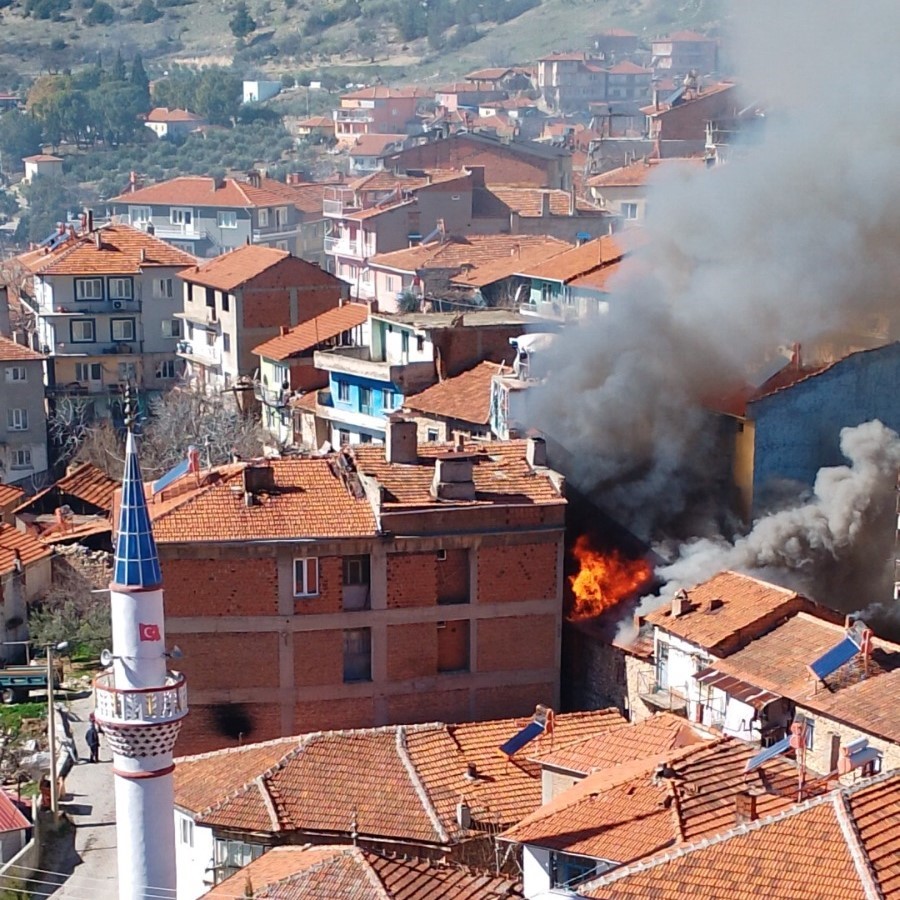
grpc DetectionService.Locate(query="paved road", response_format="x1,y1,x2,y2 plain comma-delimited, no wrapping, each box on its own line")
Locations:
37,691,119,900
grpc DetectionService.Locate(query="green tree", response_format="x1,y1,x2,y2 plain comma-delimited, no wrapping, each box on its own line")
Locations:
133,0,162,21
229,0,256,38
130,54,151,110
15,175,83,244
90,82,146,144
0,111,44,173
85,0,115,23
111,49,127,81
194,67,242,124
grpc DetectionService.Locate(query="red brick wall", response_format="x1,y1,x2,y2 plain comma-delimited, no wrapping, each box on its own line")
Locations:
478,542,558,603
474,682,555,721
431,326,527,378
294,697,375,734
477,614,557,672
386,552,438,608
380,504,565,536
293,556,342,615
386,688,470,725
175,633,280,690
294,629,344,686
176,702,283,757
387,622,438,681
163,557,278,617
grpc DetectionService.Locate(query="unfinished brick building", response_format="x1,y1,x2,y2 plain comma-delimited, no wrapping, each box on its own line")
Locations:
148,424,566,755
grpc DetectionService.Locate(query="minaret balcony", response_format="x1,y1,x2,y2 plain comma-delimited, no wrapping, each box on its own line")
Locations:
94,670,188,726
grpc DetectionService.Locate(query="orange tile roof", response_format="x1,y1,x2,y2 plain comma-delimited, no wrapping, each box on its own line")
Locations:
502,738,824,863
369,234,572,275
296,115,334,128
149,458,377,544
486,187,601,217
0,523,52,576
206,845,524,899
18,224,197,276
0,335,43,362
516,234,625,282
23,154,62,163
176,711,625,844
111,175,296,209
588,157,708,188
404,361,504,426
448,240,572,289
17,463,119,515
146,107,204,123
605,61,652,74
465,67,514,81
284,182,330,215
348,133,408,156
708,612,900,744
645,571,818,655
341,86,432,100
582,772,900,900
0,484,25,509
531,713,709,774
352,440,565,510
253,302,369,361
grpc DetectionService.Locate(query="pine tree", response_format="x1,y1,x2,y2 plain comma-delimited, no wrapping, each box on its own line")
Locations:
229,1,257,39
112,49,127,81
130,53,151,110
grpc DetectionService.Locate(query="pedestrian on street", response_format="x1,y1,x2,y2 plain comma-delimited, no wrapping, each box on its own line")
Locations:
85,723,100,763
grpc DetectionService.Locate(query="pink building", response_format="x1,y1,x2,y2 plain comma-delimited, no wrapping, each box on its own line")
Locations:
333,86,432,144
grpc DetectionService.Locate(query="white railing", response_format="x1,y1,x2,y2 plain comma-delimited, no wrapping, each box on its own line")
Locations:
94,671,187,725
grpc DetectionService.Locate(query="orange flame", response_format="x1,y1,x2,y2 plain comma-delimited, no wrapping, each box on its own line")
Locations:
568,535,653,620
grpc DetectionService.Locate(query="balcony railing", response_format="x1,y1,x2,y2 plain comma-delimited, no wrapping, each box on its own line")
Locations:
94,671,187,726
176,341,221,366
324,236,367,258
333,109,375,123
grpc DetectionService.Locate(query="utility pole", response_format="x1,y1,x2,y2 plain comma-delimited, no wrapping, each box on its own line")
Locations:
46,641,67,818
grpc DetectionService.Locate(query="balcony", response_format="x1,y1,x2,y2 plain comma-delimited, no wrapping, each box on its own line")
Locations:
323,189,361,218
176,340,221,367
324,235,367,258
314,346,435,393
176,307,221,329
519,300,580,322
149,222,203,240
636,671,688,713
254,382,291,407
94,670,188,726
333,109,375,123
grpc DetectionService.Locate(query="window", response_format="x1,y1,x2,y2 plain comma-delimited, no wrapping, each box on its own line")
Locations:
206,329,216,348
222,333,231,353
111,318,135,342
71,320,95,343
5,366,26,382
550,852,610,889
337,381,350,403
118,362,136,381
540,281,554,303
221,293,230,313
416,335,424,352
437,620,469,672
7,409,28,430
293,557,319,597
258,208,269,228
169,207,193,226
343,628,371,682
75,362,102,382
107,278,133,301
217,211,237,229
179,817,194,847
621,202,639,220
162,319,182,339
154,278,174,299
338,428,350,446
156,359,176,379
401,332,410,357
343,555,370,585
213,839,265,885
10,449,31,469
342,555,371,611
427,428,439,442
129,206,152,225
359,386,373,415
382,388,394,410
385,275,396,293
275,206,289,227
75,278,103,301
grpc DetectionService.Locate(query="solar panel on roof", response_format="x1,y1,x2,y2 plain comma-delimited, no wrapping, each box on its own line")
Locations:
808,635,859,680
745,735,791,772
152,457,190,496
499,720,545,757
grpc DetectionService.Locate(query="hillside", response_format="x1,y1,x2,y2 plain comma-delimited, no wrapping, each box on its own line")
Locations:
0,0,726,90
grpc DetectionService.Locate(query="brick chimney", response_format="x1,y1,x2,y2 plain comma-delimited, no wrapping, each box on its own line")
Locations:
431,455,476,501
526,436,547,467
671,589,690,617
541,191,552,218
385,418,418,464
734,790,758,824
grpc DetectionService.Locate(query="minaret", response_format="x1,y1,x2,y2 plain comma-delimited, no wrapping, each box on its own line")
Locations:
94,415,188,900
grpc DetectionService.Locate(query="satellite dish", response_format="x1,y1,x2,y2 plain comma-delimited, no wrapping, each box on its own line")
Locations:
100,649,113,667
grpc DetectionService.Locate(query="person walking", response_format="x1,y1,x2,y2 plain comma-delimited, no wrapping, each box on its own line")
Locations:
85,723,100,764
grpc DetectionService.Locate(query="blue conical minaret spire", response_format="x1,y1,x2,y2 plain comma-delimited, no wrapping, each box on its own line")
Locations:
113,403,162,589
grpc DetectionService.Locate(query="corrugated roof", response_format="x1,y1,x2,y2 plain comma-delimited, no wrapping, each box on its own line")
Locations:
0,335,44,362
254,302,369,361
0,523,52,576
404,361,504,426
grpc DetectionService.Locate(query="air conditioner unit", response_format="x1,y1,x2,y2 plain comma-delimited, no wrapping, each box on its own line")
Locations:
113,300,124,310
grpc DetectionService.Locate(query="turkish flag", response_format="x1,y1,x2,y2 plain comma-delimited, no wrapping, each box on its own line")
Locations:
139,623,161,642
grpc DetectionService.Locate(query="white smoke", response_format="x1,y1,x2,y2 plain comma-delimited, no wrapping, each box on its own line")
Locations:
530,0,900,539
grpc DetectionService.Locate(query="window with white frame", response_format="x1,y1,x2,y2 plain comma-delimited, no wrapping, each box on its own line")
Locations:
293,558,319,597
75,362,103,382
385,275,396,293
4,366,26,382
156,359,176,379
10,449,31,469
71,320,95,343
217,211,238,229
258,208,269,228
621,202,639,220
381,388,394,410
170,207,193,226
179,817,194,847
275,206,288,227
107,277,133,300
75,278,103,301
111,318,135,342
129,206,152,225
7,409,28,430
154,278,174,299
162,319,182,338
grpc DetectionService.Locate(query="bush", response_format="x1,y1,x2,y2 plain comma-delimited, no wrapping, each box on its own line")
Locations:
85,0,114,23
133,0,162,21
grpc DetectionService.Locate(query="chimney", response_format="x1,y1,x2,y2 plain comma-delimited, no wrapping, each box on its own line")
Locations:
248,170,262,188
242,463,275,496
385,418,419,464
509,210,520,234
466,165,486,187
140,248,147,263
541,191,552,218
86,209,94,232
95,230,102,250
734,791,758,824
706,597,724,611
431,454,476,501
455,433,465,452
671,589,690,617
526,436,547,467
456,801,472,829
280,325,290,335
465,762,478,780
569,185,576,216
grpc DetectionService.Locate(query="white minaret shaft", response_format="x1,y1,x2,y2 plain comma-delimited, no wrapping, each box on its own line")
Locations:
94,429,188,900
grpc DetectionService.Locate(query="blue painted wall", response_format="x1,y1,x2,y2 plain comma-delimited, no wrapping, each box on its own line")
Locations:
748,342,900,509
328,372,401,419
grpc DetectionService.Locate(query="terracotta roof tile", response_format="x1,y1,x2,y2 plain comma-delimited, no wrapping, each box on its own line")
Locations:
341,86,432,100
111,175,296,208
207,845,524,899
17,463,119,516
296,115,334,128
448,240,572,288
0,335,43,362
465,67,514,81
353,440,564,509
22,154,62,162
0,484,25,509
176,711,624,845
254,303,369,361
587,157,708,188
0,523,52,576
486,187,601,217
531,713,709,774
604,61,651,74
582,772,900,899
0,791,31,834
348,169,466,195
502,738,825,864
19,224,197,277
149,458,377,543
348,134,408,156
404,361,504,426
645,570,819,655
641,82,736,117
516,234,624,283
146,107,204,123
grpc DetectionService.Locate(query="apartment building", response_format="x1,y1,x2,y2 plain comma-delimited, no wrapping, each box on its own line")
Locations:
16,223,196,421
332,86,431,144
650,30,718,77
537,53,652,113
148,427,566,757
176,244,349,393
643,81,739,143
0,336,47,485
